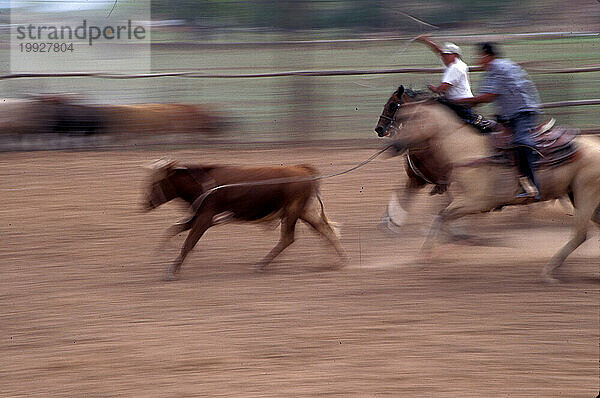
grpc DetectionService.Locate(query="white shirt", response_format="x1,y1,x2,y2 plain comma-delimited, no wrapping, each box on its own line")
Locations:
441,58,473,100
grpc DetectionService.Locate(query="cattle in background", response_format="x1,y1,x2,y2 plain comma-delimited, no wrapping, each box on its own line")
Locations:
0,98,45,135
143,159,348,280
0,94,224,139
102,103,223,137
0,94,105,136
32,94,107,135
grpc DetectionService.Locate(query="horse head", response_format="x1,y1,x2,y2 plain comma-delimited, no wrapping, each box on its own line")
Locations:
374,86,430,137
379,93,457,157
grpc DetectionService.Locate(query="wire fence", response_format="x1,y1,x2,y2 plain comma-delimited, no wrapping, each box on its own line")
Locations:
1,66,598,111
0,65,599,80
1,39,598,144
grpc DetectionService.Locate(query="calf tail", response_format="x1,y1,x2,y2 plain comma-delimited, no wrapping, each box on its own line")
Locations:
299,163,321,180
299,163,319,176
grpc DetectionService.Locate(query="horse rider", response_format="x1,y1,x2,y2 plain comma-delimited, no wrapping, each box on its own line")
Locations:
455,42,542,200
415,34,474,122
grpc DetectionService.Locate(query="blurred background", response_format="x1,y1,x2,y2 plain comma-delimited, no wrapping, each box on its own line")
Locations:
2,4,599,396
0,0,598,147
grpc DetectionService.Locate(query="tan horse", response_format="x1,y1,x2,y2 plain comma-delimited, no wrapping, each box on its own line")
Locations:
382,88,600,282
375,87,453,231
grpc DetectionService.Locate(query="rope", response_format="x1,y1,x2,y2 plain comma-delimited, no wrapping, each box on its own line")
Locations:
352,10,439,88
392,11,441,30
190,142,397,211
406,149,434,184
0,66,597,80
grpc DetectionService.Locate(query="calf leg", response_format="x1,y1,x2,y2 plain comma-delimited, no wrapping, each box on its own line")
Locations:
167,215,195,236
158,215,195,249
154,216,195,255
255,215,298,271
300,202,348,265
165,211,212,281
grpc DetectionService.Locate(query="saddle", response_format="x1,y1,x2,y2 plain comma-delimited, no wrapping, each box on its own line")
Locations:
485,118,579,169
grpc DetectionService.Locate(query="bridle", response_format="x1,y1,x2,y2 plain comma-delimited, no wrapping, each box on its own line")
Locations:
377,102,401,137
378,95,435,137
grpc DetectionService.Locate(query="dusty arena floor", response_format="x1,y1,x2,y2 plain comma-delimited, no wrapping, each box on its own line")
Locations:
2,147,598,397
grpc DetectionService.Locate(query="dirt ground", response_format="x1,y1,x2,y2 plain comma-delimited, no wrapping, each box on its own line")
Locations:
1,147,598,397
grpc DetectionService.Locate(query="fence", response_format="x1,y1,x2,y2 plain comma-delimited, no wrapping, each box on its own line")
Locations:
1,37,598,142
1,65,599,80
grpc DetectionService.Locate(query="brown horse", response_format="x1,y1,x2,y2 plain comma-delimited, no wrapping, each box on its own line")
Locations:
376,86,600,282
375,87,453,230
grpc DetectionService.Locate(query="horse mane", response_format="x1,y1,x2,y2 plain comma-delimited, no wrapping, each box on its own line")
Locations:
423,101,490,146
403,87,474,124
403,88,430,100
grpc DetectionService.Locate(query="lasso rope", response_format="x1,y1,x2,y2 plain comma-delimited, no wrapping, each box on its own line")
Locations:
351,11,440,88
190,142,398,212
190,12,438,211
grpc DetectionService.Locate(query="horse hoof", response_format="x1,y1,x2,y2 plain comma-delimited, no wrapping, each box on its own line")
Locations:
378,219,402,235
253,264,267,273
163,271,180,281
416,249,434,266
541,274,560,284
332,256,350,270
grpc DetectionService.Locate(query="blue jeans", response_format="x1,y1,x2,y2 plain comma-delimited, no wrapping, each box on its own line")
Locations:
509,111,536,147
508,112,540,191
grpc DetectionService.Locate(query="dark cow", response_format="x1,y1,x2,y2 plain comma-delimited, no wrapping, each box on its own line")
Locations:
31,94,106,135
143,159,348,280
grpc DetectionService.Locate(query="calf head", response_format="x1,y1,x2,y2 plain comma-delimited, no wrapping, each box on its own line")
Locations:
142,159,183,211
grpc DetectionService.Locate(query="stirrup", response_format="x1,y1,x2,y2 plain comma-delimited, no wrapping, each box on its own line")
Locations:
470,114,495,134
515,191,540,200
517,177,541,201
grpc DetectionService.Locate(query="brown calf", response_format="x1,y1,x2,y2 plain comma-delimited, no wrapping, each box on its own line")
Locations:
143,160,348,280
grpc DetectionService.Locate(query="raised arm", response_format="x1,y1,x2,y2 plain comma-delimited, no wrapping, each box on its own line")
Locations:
415,34,443,56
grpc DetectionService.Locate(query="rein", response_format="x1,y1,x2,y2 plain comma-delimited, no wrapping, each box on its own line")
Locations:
405,149,434,185
190,143,398,212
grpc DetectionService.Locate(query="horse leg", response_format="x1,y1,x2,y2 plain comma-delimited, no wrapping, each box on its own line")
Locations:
592,201,600,225
420,200,486,255
421,214,444,257
255,213,298,271
165,211,212,281
300,200,349,266
542,197,599,283
383,180,424,231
